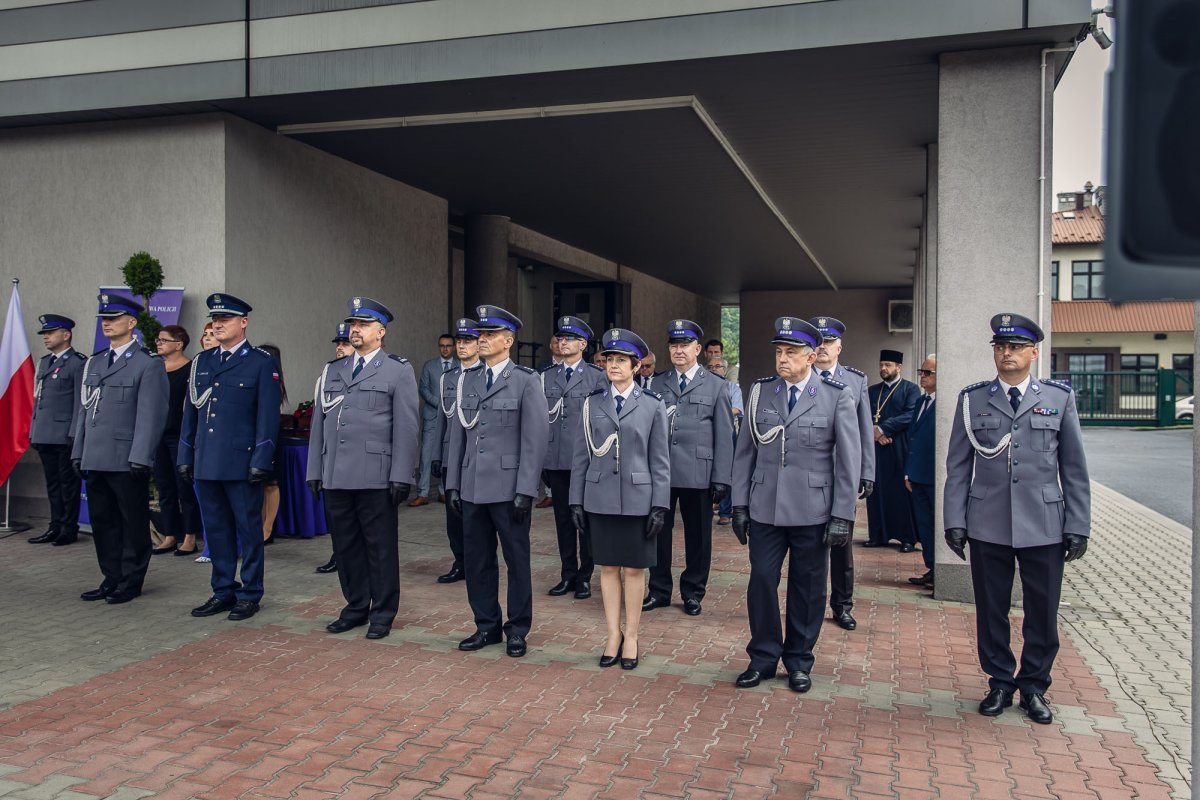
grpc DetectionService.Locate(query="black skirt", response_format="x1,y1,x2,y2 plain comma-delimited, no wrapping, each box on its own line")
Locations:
590,513,656,568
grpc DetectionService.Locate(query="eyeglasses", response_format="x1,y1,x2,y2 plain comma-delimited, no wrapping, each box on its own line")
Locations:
917,369,936,376
156,337,180,344
992,343,1032,354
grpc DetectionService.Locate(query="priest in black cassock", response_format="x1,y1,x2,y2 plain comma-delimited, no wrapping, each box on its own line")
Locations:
864,350,921,550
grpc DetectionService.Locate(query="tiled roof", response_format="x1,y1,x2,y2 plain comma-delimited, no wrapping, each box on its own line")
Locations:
1052,204,1105,244
1051,299,1195,333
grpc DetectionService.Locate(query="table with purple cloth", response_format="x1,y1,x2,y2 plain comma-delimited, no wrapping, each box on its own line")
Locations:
273,437,327,537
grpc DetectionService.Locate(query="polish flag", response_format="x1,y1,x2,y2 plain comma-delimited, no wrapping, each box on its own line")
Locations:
0,283,34,486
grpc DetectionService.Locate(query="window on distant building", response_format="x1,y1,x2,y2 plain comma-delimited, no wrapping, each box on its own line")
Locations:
1068,353,1108,373
1174,354,1194,396
1120,354,1157,395
1071,260,1105,299
1050,261,1059,301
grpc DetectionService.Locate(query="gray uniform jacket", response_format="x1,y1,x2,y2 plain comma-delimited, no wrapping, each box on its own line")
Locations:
828,363,875,482
445,362,550,504
542,360,608,471
307,352,421,490
732,374,861,527
651,366,734,489
569,387,671,515
30,348,85,445
72,346,168,471
420,356,456,423
943,377,1090,549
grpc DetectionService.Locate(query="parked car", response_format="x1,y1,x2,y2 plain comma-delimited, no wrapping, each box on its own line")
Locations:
1176,395,1194,422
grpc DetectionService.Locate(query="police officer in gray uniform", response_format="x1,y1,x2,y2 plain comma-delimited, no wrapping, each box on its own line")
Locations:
316,322,355,575
944,313,1090,725
72,294,169,604
307,297,420,640
541,315,607,600
431,317,482,584
445,305,549,658
29,314,86,546
810,316,876,631
731,317,861,693
644,320,734,616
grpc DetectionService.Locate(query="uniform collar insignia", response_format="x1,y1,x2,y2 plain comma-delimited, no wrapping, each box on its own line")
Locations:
774,384,781,394
809,386,817,396
989,383,999,394
373,360,381,368
1031,382,1041,392
124,351,132,359
632,389,640,398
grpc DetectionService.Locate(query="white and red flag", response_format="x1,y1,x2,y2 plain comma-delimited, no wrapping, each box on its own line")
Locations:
0,282,33,486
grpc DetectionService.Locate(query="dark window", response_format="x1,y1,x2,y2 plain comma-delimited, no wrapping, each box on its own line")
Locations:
1050,261,1059,301
1071,260,1105,299
1120,354,1157,395
1068,353,1108,373
1174,354,1194,396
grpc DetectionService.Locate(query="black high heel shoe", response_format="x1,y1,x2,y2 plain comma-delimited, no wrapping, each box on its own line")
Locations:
621,638,639,670
600,634,624,668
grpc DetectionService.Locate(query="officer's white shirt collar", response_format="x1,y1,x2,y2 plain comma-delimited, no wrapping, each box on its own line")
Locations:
353,347,381,366
561,355,584,371
219,337,247,356
458,357,480,371
997,375,1031,396
109,340,137,359
784,371,813,396
821,360,840,376
485,358,511,378
610,382,635,408
440,357,454,369
675,363,701,383
49,345,72,359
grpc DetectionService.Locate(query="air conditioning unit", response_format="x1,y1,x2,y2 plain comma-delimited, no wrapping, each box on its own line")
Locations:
888,300,913,333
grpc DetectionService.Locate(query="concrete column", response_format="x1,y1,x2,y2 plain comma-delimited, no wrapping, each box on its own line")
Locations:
933,47,1050,602
464,214,514,316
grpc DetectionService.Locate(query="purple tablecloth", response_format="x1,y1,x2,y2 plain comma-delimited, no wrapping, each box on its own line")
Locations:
273,438,327,537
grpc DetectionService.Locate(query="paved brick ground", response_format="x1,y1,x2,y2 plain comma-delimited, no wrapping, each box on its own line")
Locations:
0,489,1183,799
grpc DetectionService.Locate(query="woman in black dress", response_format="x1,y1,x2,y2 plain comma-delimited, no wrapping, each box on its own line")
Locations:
570,328,670,670
151,325,202,555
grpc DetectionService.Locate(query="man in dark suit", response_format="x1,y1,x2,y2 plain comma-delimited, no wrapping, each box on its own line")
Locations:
904,354,937,587
865,350,921,549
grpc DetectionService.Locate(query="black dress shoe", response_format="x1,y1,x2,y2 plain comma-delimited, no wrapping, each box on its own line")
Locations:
547,579,574,596
908,570,934,586
365,624,390,640
1019,692,1053,724
641,595,670,612
315,559,338,574
191,596,236,617
978,688,1014,717
105,588,141,604
788,671,812,693
151,545,177,555
899,543,916,553
326,618,366,634
682,598,702,616
80,586,115,601
735,667,777,688
28,530,57,544
620,639,638,670
51,535,77,546
599,635,624,668
436,565,463,583
458,630,502,651
833,610,857,630
574,581,592,599
227,601,260,621
506,635,527,658
862,541,882,548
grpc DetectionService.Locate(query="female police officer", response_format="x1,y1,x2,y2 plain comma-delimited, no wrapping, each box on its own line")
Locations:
570,329,670,670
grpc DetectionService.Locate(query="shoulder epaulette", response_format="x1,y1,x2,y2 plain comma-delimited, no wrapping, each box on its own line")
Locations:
1040,378,1073,392
587,362,604,371
142,346,159,357
844,366,866,378
959,380,990,394
92,348,107,357
465,362,485,372
74,351,86,360
514,365,536,374
822,376,847,389
641,390,662,401
388,354,409,364
538,363,556,374
326,356,344,364
587,388,607,397
754,376,775,384
252,347,275,359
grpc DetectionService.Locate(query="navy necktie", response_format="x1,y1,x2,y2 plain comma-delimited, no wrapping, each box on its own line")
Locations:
108,350,116,367
486,369,494,391
821,369,831,379
442,360,451,373
1008,386,1021,413
788,385,799,413
352,357,365,379
615,395,624,415
565,366,573,383
679,373,688,394
220,350,231,365
918,394,931,420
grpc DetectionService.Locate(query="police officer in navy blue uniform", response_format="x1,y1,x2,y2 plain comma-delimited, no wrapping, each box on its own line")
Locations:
308,297,420,640
179,293,281,622
541,315,607,600
72,295,169,603
315,322,355,575
644,320,734,616
29,314,86,546
731,317,861,693
431,317,482,584
445,305,549,658
944,313,1090,724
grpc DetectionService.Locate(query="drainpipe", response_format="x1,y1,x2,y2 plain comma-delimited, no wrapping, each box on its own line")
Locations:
1039,43,1076,377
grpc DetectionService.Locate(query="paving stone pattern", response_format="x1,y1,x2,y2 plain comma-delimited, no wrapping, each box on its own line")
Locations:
0,487,1184,798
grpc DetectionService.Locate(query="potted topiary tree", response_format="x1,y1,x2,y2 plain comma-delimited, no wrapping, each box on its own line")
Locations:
121,250,164,345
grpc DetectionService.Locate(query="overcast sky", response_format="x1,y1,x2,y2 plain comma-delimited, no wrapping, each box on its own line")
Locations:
1053,23,1115,197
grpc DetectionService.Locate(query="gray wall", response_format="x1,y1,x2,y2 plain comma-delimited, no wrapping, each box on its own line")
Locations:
737,289,915,384
223,115,448,397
